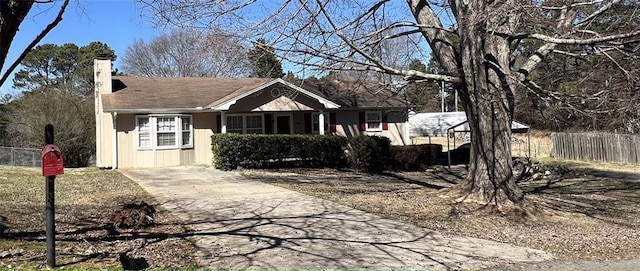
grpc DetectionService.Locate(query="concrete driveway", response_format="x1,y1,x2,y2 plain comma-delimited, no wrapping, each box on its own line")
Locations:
121,166,553,270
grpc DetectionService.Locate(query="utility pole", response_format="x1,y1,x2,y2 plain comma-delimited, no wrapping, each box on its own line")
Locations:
454,88,458,111
441,81,445,112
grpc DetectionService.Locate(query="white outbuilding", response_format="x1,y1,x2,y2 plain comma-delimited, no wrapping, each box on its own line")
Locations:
408,111,532,165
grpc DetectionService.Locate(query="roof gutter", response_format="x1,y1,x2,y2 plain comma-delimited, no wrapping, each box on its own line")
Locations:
102,107,211,114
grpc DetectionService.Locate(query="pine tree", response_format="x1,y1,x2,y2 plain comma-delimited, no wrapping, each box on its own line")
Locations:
247,38,284,78
405,59,440,112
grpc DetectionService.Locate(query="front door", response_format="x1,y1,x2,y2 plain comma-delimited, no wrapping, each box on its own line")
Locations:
276,115,291,134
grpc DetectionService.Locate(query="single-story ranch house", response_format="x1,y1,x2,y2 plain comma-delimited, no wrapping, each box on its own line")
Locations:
94,58,411,168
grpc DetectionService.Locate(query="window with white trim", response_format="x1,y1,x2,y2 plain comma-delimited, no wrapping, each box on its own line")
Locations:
156,117,176,146
136,115,193,149
312,113,330,134
225,114,264,134
181,116,192,146
365,111,382,131
137,117,151,148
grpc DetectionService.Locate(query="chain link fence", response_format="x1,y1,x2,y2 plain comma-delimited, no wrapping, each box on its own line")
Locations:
0,147,41,167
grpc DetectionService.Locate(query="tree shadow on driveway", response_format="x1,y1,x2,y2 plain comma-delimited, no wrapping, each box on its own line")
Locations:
4,190,553,270
115,192,554,270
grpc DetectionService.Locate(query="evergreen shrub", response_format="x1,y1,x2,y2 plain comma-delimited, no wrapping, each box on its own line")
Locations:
211,134,347,170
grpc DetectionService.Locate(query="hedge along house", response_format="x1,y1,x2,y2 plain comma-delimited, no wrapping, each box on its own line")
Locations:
94,58,410,168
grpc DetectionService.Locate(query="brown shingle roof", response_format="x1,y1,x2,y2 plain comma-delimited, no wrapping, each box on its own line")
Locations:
101,76,408,112
292,78,408,108
102,76,272,111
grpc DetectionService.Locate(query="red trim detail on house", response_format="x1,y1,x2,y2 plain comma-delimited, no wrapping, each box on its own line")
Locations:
216,114,221,133
359,112,366,131
330,112,337,133
264,114,273,134
382,113,388,130
304,113,312,134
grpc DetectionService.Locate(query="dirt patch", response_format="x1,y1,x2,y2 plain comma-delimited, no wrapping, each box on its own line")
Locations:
240,163,640,262
113,201,156,229
0,166,199,270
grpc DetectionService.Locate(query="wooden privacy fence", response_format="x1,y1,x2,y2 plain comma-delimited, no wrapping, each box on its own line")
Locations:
552,132,640,164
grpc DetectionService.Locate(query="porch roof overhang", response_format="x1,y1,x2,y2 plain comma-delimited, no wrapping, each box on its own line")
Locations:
208,78,341,111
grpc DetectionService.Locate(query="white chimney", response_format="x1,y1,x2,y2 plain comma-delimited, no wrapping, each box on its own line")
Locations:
94,56,112,95
94,56,114,168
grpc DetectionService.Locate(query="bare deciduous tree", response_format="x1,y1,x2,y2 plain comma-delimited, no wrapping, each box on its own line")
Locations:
0,0,70,88
140,0,640,211
122,29,251,77
7,87,95,167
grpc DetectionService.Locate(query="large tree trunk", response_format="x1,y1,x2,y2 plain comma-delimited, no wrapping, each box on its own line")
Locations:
0,1,35,70
410,0,525,206
452,0,525,206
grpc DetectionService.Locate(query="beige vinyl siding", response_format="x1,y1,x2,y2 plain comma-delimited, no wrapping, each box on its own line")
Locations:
180,149,196,165
153,149,180,167
109,110,407,168
334,111,409,146
96,112,114,168
193,113,215,165
116,114,136,168
113,113,205,168
116,114,157,168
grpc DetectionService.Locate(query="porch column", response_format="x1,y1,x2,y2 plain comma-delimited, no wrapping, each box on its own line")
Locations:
318,110,325,135
221,111,227,134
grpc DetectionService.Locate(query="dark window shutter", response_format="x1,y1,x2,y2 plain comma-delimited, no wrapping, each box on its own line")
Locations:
216,114,221,133
304,113,312,134
359,112,366,131
330,112,337,133
382,112,388,130
264,114,273,134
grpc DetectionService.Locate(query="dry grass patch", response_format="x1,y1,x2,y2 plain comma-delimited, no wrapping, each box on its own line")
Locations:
0,166,198,270
537,157,640,173
240,164,640,261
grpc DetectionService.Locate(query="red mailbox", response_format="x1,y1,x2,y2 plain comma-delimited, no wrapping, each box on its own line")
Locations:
42,144,64,176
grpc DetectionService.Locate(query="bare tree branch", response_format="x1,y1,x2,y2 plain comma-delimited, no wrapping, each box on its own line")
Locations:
575,0,622,28
0,0,70,88
122,29,251,77
597,46,632,82
408,0,458,75
540,0,605,10
517,5,579,78
519,30,640,45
